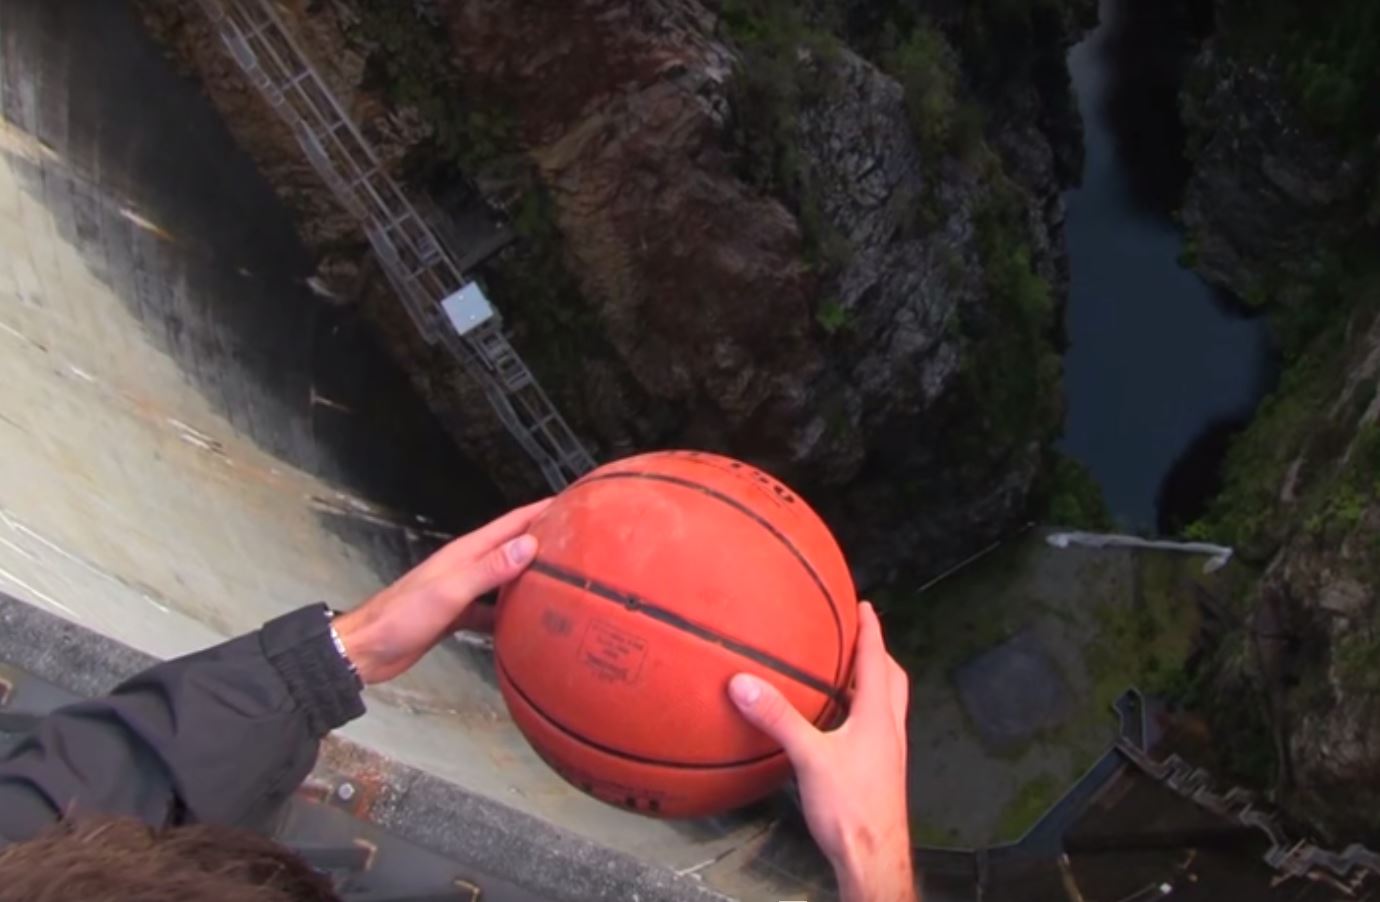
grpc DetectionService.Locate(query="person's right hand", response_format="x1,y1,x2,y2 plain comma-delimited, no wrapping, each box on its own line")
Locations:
727,602,917,902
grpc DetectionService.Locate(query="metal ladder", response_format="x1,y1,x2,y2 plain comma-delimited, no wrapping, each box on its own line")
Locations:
195,0,597,492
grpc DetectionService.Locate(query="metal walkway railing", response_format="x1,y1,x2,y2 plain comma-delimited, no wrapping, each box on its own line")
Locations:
194,0,596,491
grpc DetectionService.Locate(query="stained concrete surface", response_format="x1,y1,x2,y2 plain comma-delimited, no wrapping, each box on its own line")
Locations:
0,3,819,897
953,629,1073,752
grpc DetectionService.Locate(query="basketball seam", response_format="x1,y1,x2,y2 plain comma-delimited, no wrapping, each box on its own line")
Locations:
571,469,846,688
675,453,806,525
498,657,788,771
530,560,842,722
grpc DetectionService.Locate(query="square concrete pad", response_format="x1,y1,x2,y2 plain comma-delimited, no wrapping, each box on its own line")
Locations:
953,628,1073,751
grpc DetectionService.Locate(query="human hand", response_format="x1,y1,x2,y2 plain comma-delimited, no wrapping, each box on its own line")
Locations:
333,499,552,684
727,602,917,902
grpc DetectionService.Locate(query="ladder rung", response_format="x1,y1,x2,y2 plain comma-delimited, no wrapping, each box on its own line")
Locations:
243,19,272,42
348,167,380,191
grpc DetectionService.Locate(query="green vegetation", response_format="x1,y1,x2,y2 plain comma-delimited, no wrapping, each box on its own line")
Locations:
1174,5,1380,806
1179,279,1378,801
1189,286,1380,561
1036,453,1113,530
877,21,987,160
956,183,1062,451
854,0,1087,161
720,0,1073,253
484,188,610,379
720,0,850,270
1303,423,1380,544
1217,0,1380,141
815,298,853,335
1024,550,1208,769
875,536,1034,674
346,2,517,175
838,0,1093,88
1196,631,1279,788
1335,617,1380,693
1086,554,1203,711
885,533,1237,845
719,0,811,198
910,819,962,848
994,774,1059,842
721,1,1068,501
948,0,1096,93
887,25,962,154
1185,326,1346,555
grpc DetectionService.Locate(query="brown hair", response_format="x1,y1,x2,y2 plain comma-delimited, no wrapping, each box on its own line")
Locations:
0,818,340,902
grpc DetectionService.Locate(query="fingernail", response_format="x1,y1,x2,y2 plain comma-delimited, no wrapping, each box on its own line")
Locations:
729,674,762,707
505,535,537,566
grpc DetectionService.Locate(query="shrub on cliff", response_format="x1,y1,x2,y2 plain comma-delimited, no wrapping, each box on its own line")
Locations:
888,25,960,152
1217,0,1379,140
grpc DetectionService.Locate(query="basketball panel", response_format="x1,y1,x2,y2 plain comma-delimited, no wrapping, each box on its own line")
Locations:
496,571,835,765
590,450,857,633
498,661,794,818
529,472,846,688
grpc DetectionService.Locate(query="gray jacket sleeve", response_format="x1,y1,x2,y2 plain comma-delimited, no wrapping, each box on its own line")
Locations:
0,604,365,843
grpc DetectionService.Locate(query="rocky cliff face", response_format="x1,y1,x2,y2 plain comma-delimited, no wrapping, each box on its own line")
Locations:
1180,0,1380,842
1182,61,1372,308
136,0,1091,586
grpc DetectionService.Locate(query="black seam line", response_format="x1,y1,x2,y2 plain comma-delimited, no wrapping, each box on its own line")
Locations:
531,559,844,708
573,469,845,687
498,656,786,771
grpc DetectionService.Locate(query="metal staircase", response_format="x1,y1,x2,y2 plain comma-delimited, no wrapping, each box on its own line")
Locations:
1117,739,1380,893
195,0,596,492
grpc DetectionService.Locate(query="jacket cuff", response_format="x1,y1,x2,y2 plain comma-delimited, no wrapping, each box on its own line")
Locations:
260,604,366,736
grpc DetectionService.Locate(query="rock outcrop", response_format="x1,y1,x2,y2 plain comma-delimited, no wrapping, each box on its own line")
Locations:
1182,59,1372,307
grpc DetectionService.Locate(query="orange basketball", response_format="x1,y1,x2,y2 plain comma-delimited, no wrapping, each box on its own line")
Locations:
495,450,858,818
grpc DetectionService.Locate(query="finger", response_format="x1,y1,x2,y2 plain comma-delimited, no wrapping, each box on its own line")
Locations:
456,499,555,557
852,602,894,722
436,533,538,604
727,674,820,766
395,500,552,594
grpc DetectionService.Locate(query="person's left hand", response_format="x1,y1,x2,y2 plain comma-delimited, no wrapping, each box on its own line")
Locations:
333,499,551,684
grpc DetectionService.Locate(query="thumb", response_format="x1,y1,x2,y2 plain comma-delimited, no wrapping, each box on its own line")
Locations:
728,674,819,764
451,535,538,601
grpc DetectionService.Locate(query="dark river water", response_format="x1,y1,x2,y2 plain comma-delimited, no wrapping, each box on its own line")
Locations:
1060,0,1277,533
